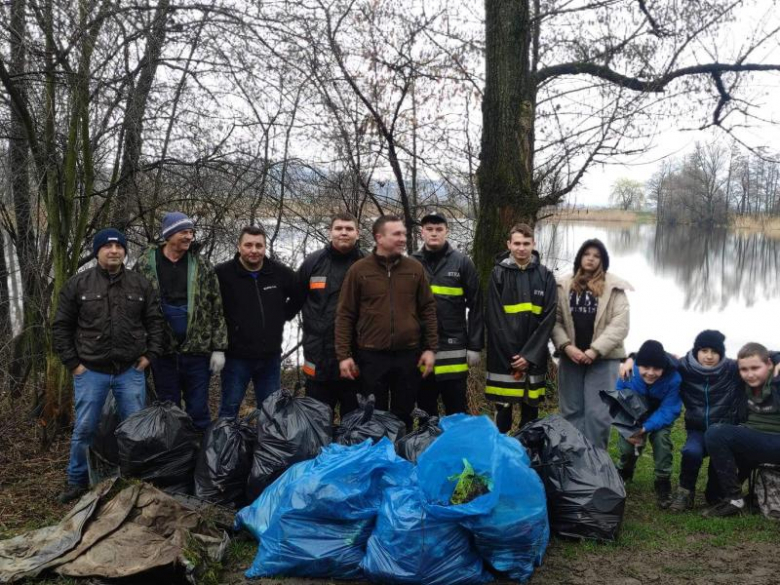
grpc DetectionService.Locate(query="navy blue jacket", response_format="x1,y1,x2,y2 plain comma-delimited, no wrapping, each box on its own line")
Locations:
674,351,741,431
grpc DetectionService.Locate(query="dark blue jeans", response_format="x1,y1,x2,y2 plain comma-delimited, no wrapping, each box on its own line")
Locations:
680,429,722,503
219,355,281,418
705,423,780,500
67,367,146,486
151,353,212,429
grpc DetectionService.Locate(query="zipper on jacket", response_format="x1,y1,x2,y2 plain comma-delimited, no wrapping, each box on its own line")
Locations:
388,264,394,347
704,378,710,429
253,279,266,330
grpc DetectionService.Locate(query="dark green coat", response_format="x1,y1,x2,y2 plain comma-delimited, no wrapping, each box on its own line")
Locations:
134,245,228,356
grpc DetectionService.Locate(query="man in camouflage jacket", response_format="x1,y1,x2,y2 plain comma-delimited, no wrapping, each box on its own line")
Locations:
134,212,228,429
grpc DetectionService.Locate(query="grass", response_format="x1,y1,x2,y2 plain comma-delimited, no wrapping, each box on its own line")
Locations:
551,417,780,561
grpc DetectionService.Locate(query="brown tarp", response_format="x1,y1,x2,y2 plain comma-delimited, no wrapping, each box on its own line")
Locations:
0,480,228,583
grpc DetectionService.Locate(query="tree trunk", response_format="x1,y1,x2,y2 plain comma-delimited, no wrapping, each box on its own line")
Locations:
474,0,537,285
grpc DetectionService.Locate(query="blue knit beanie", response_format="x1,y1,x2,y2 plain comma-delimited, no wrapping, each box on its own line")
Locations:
92,228,127,256
161,212,194,240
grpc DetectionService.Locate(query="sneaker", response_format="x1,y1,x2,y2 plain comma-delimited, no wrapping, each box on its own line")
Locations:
669,487,695,512
57,484,88,504
702,499,745,518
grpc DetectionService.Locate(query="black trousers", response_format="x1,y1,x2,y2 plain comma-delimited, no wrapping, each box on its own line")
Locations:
357,349,420,429
305,377,360,419
417,375,468,417
495,402,538,434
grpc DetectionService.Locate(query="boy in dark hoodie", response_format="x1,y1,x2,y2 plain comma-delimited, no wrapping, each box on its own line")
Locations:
615,339,682,509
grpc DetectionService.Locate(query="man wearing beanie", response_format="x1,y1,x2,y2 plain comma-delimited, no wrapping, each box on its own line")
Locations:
135,212,227,429
52,228,164,503
614,339,682,509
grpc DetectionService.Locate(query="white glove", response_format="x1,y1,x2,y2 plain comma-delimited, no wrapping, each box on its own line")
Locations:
467,350,481,367
210,351,226,374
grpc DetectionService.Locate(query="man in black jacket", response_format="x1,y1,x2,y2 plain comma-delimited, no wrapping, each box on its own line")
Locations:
52,228,164,503
215,226,298,417
294,213,364,415
412,212,483,415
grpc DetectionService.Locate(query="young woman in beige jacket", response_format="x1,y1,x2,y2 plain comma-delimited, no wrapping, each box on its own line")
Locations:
551,239,632,450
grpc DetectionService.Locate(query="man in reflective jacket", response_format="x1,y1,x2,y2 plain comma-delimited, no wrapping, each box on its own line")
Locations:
485,223,557,432
411,212,483,415
295,212,365,416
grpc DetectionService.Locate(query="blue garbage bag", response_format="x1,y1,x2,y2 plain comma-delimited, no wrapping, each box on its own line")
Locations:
417,414,549,583
234,457,318,541
244,438,413,580
361,480,492,585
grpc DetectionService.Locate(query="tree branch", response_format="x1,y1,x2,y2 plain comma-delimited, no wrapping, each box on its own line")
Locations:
536,62,780,91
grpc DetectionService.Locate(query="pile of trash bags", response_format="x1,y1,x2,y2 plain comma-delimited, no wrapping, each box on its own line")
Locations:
514,415,626,541
236,414,550,583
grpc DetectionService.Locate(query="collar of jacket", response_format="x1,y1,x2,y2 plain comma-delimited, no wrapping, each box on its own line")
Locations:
232,252,274,276
495,249,540,270
328,242,361,261
682,348,730,378
412,241,452,259
96,264,126,280
558,272,633,299
371,248,403,269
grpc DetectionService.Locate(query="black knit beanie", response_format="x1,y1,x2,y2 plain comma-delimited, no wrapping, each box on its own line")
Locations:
693,330,726,358
636,340,667,370
573,238,610,274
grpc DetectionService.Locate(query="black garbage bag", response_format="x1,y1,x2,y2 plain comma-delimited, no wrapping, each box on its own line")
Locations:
599,387,649,440
194,414,257,508
335,394,406,446
246,389,333,502
395,408,442,463
514,414,625,541
116,401,200,494
91,393,120,465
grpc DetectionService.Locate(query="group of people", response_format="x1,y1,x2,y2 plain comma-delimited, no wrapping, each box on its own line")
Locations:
52,212,780,522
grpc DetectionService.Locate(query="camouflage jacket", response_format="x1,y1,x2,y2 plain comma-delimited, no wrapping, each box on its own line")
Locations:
134,244,228,356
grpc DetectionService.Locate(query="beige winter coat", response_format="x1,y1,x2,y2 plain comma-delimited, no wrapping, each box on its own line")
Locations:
551,272,633,360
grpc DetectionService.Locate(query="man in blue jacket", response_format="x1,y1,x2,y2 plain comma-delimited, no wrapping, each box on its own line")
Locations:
615,339,682,509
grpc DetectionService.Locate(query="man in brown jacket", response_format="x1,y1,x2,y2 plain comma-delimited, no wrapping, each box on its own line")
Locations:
335,215,438,428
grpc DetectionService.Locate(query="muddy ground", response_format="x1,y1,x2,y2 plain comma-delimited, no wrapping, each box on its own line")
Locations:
221,542,777,585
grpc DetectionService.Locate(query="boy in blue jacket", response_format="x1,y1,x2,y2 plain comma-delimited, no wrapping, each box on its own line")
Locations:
616,339,682,509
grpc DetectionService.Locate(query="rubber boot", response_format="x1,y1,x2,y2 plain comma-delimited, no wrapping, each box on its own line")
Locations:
655,478,673,509
618,456,637,483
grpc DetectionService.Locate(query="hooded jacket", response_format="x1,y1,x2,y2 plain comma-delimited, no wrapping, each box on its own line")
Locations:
552,272,632,359
411,243,484,379
616,358,682,433
215,254,298,359
134,244,227,356
295,243,365,380
675,351,742,431
485,251,557,405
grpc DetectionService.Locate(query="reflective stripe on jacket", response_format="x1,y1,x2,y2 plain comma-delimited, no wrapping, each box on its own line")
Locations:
485,251,557,405
411,244,484,380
